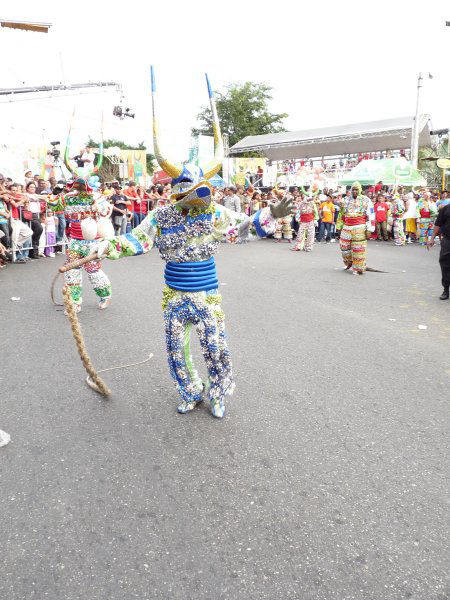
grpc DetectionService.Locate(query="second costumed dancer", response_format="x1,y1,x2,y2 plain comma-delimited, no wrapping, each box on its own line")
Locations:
336,181,375,274
87,67,294,418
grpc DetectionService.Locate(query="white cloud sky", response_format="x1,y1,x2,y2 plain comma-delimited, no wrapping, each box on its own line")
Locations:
0,0,448,162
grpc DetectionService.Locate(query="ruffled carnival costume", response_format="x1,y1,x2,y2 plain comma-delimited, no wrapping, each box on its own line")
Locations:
50,136,114,309
96,69,280,418
416,196,437,246
292,197,318,251
274,215,292,241
336,182,375,273
390,195,406,246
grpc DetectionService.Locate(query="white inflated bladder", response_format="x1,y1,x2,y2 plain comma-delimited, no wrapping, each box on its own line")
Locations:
80,217,98,241
97,217,115,239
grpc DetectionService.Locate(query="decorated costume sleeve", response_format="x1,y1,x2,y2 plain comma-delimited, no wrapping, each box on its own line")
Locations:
93,196,113,218
213,203,276,243
336,206,345,231
47,195,65,212
398,200,405,216
98,211,157,260
415,202,421,219
250,207,277,237
313,204,319,221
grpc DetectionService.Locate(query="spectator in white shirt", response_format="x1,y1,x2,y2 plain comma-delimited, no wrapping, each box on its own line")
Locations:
223,187,241,213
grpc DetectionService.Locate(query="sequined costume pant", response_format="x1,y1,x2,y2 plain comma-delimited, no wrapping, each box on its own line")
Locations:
64,238,112,305
392,218,405,246
294,222,315,251
162,287,234,408
417,219,433,245
339,225,367,272
274,217,292,240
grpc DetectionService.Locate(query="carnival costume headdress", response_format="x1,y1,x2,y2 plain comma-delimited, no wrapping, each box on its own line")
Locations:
351,181,362,194
150,66,223,209
66,177,93,192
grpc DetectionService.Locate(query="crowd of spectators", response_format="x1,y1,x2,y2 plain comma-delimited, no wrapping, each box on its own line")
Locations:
0,172,172,267
212,184,449,244
0,172,448,269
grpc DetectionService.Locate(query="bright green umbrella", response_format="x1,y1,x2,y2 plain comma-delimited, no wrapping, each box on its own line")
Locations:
339,158,427,187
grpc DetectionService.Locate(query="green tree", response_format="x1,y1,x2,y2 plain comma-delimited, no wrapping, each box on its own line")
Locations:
87,138,156,179
192,82,288,152
418,138,449,188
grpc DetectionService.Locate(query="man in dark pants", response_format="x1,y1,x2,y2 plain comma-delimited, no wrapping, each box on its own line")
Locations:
427,203,450,300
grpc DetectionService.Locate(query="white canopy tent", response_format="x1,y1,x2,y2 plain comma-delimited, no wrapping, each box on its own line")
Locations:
229,116,432,161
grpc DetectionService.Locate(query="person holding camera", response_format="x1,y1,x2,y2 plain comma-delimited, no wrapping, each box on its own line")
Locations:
72,147,95,170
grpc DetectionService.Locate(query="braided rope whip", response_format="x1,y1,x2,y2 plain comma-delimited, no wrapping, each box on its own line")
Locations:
56,252,153,397
62,285,112,397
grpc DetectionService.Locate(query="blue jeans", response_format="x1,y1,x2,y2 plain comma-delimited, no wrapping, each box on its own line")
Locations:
55,214,66,243
318,221,332,241
133,212,146,228
18,238,31,259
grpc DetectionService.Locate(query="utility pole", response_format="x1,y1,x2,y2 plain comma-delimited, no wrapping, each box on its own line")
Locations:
222,133,229,184
411,72,432,169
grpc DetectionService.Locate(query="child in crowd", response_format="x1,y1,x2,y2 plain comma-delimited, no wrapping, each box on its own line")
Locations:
44,210,57,257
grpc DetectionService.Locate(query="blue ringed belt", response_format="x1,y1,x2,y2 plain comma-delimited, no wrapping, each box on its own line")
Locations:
164,257,218,292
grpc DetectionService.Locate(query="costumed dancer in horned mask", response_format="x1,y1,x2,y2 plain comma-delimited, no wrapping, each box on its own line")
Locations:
89,67,294,418
336,181,375,274
50,134,114,312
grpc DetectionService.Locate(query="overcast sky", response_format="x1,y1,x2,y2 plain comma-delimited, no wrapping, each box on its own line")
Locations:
0,0,448,161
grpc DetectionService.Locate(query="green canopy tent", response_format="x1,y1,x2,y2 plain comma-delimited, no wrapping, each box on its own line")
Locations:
339,158,427,187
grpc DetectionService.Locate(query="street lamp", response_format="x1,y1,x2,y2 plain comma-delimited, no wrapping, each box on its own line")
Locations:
411,72,433,169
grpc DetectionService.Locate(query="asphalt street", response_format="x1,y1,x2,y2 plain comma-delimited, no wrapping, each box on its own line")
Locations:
1,239,449,600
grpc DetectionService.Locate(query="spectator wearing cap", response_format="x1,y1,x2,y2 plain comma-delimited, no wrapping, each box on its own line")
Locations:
111,184,128,235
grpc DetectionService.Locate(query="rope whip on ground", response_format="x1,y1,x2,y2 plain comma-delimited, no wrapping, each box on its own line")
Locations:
55,253,153,397
365,267,389,273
